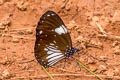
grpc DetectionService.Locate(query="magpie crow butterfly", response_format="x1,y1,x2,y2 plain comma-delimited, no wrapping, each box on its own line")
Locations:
34,11,79,68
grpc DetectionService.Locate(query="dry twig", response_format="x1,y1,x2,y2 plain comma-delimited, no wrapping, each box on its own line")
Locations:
96,22,106,34
19,59,35,64
96,22,120,41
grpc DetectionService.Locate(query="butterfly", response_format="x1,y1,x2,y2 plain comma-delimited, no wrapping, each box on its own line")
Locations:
34,11,79,68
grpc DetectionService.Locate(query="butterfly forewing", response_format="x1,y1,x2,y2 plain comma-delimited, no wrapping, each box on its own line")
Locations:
34,11,72,67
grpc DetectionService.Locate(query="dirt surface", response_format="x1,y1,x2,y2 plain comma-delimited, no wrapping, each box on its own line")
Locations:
0,0,120,80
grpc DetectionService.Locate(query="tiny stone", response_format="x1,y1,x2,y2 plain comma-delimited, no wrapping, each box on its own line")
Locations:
0,23,5,30
12,51,16,53
67,20,76,29
61,3,65,9
99,56,108,62
0,0,4,5
96,65,107,73
113,46,120,55
106,69,115,76
92,16,99,22
2,69,11,79
14,44,17,46
12,38,19,43
87,57,96,64
2,19,11,26
112,41,120,47
17,1,27,11
89,40,103,49
62,0,66,2
89,66,97,72
65,1,72,11
18,31,24,35
26,29,33,34
114,67,120,75
65,5,71,11
2,48,6,50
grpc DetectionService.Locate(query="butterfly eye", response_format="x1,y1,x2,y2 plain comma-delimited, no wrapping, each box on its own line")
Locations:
34,11,79,68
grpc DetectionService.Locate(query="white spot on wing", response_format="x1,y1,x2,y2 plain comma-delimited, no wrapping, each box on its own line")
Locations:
45,46,60,53
55,25,68,35
51,13,55,16
47,47,59,52
53,40,56,43
47,51,54,54
48,54,64,62
44,48,48,51
51,29,54,31
38,44,40,46
47,14,50,17
50,43,54,46
46,52,62,59
49,46,55,48
48,56,65,66
39,30,43,34
54,35,56,37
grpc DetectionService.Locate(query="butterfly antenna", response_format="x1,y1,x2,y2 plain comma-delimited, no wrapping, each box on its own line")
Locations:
41,66,55,80
72,56,104,80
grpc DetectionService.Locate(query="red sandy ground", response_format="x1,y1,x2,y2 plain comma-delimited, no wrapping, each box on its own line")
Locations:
0,0,120,80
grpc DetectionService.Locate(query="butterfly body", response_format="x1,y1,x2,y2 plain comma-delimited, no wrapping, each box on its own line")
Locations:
34,11,79,68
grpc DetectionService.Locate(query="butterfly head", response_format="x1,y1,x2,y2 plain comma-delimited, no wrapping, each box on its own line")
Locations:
65,48,79,58
72,48,79,54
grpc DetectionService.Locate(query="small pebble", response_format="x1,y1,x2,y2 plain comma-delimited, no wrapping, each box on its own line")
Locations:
96,65,107,73
12,51,16,53
92,16,99,22
99,56,108,62
89,66,97,72
87,57,96,64
113,46,120,55
2,19,11,26
0,15,11,30
2,69,11,79
17,1,27,11
0,0,4,5
18,31,24,35
112,41,120,47
106,69,115,76
12,38,19,43
65,1,72,11
114,67,120,75
26,29,33,34
67,20,77,29
89,40,103,49
2,48,6,50
61,3,65,9
0,23,5,30
62,0,66,2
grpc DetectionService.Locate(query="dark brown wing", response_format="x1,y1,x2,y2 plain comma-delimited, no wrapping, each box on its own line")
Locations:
34,11,72,67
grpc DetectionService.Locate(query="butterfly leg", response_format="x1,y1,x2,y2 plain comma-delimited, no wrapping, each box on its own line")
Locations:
63,57,67,69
